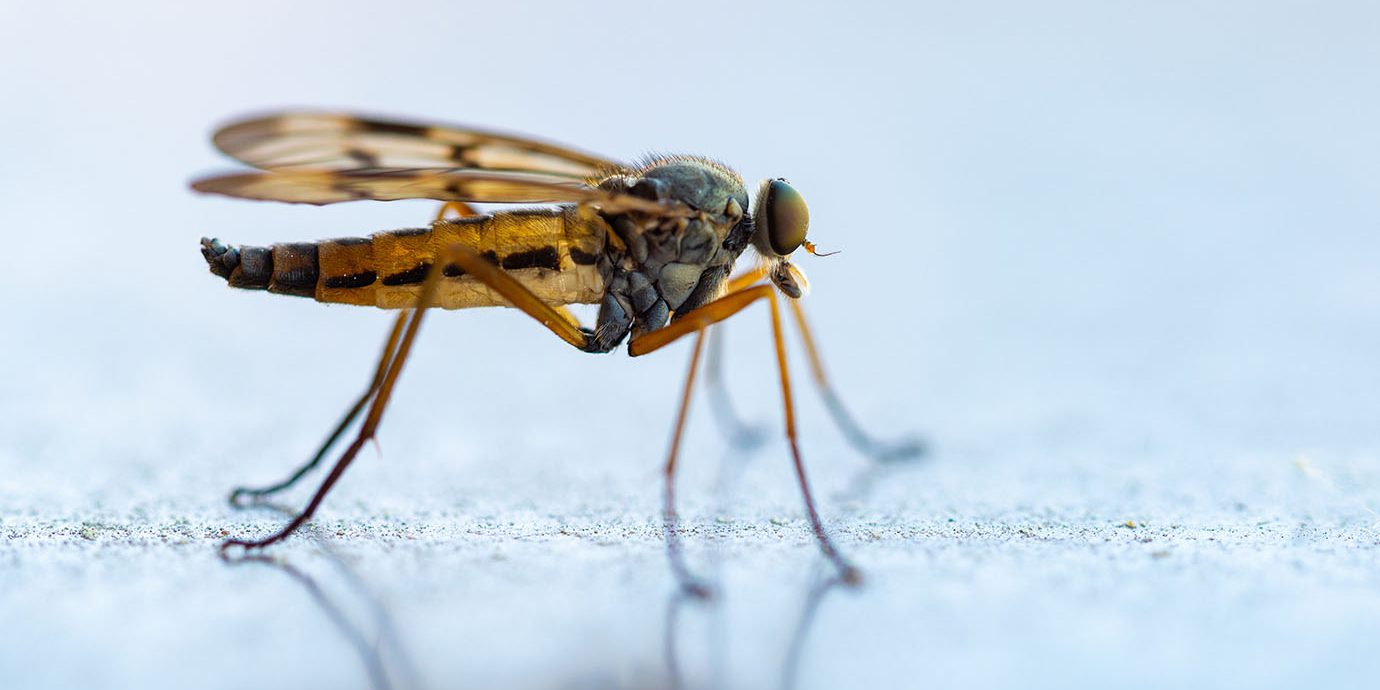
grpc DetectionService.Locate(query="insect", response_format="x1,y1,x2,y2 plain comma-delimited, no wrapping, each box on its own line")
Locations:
194,112,921,591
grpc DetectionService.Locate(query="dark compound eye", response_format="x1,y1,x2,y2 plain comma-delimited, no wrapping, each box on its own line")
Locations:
765,179,809,256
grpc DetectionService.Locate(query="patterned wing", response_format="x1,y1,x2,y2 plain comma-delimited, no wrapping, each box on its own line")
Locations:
210,112,623,178
191,168,684,216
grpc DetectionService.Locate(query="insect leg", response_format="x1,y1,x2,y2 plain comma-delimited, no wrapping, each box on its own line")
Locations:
762,290,860,584
439,243,592,350
629,285,774,356
228,315,407,507
221,259,447,554
436,199,584,340
631,285,860,584
787,299,925,462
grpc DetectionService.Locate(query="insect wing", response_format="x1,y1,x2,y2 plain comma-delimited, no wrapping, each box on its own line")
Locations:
191,168,684,216
212,112,620,178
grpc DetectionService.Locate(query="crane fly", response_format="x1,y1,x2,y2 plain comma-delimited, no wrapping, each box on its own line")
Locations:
193,112,921,591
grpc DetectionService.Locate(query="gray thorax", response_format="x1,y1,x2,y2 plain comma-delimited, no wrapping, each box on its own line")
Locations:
583,159,753,354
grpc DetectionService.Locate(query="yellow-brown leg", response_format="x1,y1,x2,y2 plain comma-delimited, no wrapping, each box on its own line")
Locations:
433,201,585,336
441,244,590,349
632,285,860,584
630,285,774,355
787,299,925,462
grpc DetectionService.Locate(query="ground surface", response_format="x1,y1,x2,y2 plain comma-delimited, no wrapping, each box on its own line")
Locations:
3,333,1379,690
3,2,1379,689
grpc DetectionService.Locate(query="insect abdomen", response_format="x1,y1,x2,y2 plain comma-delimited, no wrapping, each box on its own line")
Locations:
201,205,610,310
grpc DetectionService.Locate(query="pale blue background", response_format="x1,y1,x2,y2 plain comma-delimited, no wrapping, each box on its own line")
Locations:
1,2,1378,689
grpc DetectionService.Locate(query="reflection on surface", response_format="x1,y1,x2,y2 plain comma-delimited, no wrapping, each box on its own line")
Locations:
661,435,912,690
663,569,850,690
215,371,921,690
662,590,706,690
222,524,422,690
779,574,848,690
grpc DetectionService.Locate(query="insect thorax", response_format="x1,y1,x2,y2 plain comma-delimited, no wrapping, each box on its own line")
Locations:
584,157,754,353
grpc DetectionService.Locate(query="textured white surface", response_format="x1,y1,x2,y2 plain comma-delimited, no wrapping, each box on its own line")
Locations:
2,2,1379,689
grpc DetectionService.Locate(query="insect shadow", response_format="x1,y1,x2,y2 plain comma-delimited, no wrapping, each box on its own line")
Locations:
220,515,423,690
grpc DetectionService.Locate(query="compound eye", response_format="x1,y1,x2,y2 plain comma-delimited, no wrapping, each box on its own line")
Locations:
766,179,809,256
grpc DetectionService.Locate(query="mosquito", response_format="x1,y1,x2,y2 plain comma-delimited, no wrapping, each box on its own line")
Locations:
194,112,920,591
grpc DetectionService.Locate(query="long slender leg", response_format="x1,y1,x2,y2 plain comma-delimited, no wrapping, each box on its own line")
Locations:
228,315,408,507
632,285,859,583
787,300,925,462
663,330,713,597
765,292,860,583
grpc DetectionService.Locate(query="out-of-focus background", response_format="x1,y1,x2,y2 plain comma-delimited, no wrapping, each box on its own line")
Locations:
2,1,1378,689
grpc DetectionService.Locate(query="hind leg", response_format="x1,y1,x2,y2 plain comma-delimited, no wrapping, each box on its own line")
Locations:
227,201,488,508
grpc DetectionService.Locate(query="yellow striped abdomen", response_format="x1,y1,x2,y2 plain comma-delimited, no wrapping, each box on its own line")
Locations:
202,204,610,310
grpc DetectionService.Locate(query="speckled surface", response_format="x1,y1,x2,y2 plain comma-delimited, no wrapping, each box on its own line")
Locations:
3,2,1379,689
